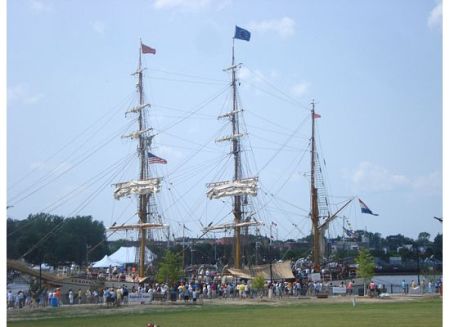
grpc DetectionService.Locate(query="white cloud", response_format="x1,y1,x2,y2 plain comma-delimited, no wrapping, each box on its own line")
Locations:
427,2,442,29
8,84,44,106
411,171,441,195
348,161,441,195
350,161,410,193
290,82,310,97
248,17,296,39
153,0,230,11
91,21,106,35
28,0,52,14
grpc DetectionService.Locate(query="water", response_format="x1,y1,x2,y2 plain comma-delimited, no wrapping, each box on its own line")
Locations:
7,282,29,294
372,274,441,285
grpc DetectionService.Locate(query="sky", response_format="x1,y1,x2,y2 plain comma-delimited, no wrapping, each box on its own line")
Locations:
5,0,444,245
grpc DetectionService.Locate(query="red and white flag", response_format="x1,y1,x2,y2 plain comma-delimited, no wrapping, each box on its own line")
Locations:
141,43,156,55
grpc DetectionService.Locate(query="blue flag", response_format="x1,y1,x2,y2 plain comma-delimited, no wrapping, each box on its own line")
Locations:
358,198,379,216
234,26,251,41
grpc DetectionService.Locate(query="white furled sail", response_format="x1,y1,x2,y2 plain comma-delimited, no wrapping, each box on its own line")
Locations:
206,177,258,200
121,128,152,140
126,103,151,115
114,178,161,199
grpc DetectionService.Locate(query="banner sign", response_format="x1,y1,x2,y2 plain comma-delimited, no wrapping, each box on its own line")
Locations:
332,287,347,294
128,293,153,303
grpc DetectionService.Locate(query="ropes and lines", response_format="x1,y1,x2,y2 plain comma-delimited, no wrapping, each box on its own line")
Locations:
7,92,135,193
9,119,136,206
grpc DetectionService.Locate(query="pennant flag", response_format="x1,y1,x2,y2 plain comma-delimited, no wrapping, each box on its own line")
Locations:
148,152,167,164
234,26,251,41
141,43,156,54
313,113,321,119
358,199,379,216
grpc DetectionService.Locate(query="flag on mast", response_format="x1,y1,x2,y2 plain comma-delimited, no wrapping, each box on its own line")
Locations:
358,199,379,216
234,26,251,41
141,43,156,54
148,152,167,164
313,113,321,119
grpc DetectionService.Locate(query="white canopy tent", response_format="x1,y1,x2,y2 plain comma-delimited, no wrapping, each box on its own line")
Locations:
92,255,122,268
92,246,157,267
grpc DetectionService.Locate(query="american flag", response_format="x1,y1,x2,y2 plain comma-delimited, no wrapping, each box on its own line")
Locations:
141,43,156,54
148,152,167,164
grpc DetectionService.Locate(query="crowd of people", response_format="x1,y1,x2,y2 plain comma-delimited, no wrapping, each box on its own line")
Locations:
7,275,443,310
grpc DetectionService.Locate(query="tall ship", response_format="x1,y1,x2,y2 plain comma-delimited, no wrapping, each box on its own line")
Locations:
7,40,167,293
202,26,261,270
307,101,353,273
107,41,167,281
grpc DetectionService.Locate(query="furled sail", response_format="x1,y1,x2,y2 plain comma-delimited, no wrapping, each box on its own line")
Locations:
114,178,161,199
121,128,152,140
206,177,258,199
126,103,151,115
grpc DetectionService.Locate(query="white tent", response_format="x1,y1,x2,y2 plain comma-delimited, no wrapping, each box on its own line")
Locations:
92,255,122,268
107,246,157,266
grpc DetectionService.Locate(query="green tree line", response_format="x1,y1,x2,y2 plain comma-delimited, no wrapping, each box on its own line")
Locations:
7,213,108,266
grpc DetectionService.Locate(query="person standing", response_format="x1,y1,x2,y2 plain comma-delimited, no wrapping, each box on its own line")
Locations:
7,290,13,309
346,280,353,296
401,280,407,295
68,289,74,305
192,287,197,304
122,286,129,304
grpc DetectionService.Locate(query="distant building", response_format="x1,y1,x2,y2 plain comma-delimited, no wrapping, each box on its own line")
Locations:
389,256,402,265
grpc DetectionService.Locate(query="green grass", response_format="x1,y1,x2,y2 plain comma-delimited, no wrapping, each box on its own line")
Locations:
7,298,442,327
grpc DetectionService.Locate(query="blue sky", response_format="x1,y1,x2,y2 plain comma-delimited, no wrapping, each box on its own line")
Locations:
6,0,443,243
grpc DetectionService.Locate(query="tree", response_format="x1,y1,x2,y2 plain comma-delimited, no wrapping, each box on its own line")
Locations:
418,232,431,243
253,274,265,298
7,213,107,266
355,248,375,295
156,250,184,286
433,234,442,261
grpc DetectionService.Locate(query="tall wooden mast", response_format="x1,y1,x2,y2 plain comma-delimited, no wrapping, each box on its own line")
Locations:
110,41,166,279
310,100,321,272
137,44,148,278
230,39,243,269
309,101,353,272
204,35,260,269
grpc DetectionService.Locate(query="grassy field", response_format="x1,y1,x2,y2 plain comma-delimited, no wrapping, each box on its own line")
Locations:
7,297,442,327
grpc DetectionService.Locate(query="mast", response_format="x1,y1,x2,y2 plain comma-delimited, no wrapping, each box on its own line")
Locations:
309,101,353,272
231,39,243,269
111,41,166,279
310,100,321,272
137,44,148,278
204,30,261,269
